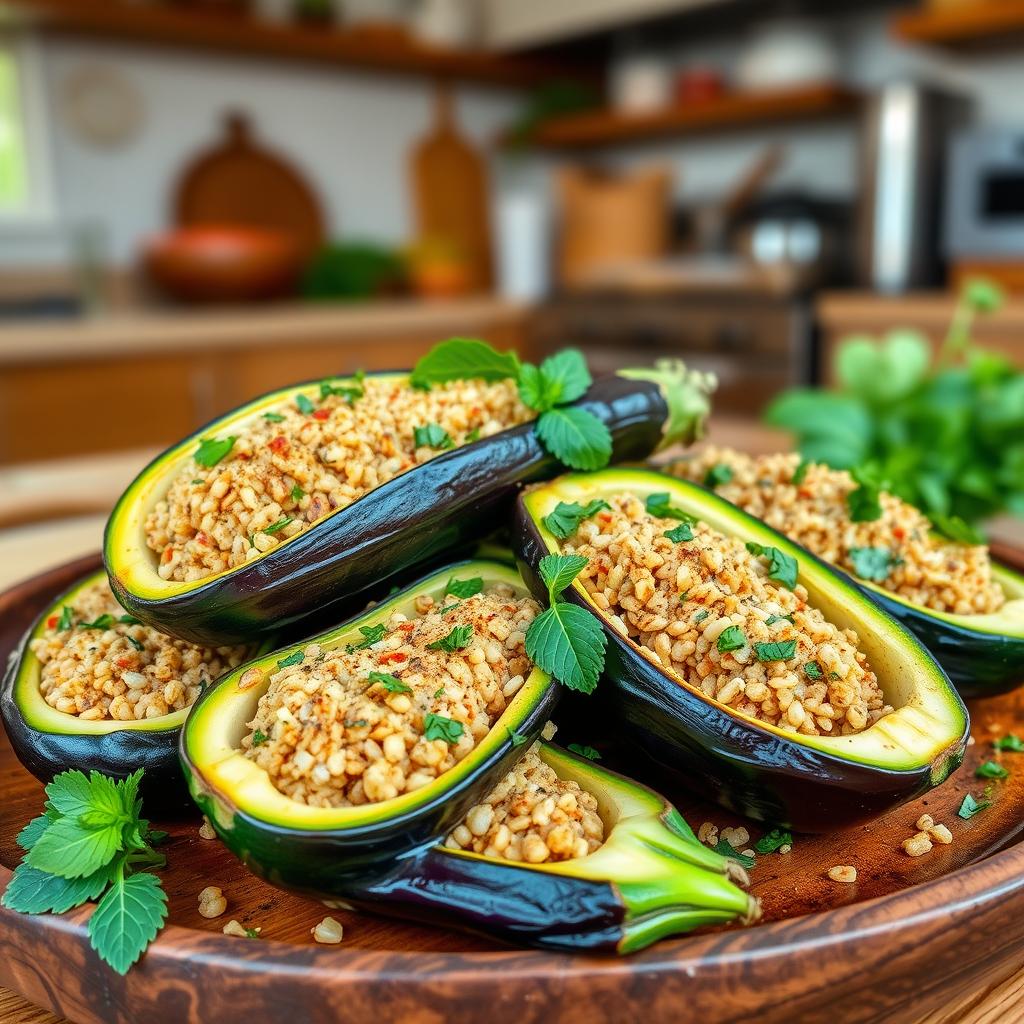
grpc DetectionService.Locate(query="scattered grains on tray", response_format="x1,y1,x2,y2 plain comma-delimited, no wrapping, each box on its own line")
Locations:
199,817,217,840
930,824,953,845
147,376,532,583
697,821,719,846
198,886,227,919
562,493,891,737
222,920,249,937
720,826,750,849
903,832,933,858
902,813,953,856
31,578,251,722
827,865,857,883
312,916,344,944
244,587,539,808
445,740,605,863
778,843,792,855
672,448,1004,616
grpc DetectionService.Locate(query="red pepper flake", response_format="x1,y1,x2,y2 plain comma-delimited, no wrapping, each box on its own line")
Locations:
380,652,407,663
399,622,415,633
162,547,174,563
116,657,134,669
798,487,813,499
269,435,289,454
313,409,330,421
46,615,58,629
196,531,211,547
892,527,905,540
599,512,612,523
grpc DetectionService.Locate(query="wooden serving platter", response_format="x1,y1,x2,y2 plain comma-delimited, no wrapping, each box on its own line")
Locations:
2,553,1024,1024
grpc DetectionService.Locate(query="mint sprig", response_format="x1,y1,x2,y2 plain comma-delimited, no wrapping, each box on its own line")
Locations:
3,769,168,975
525,554,606,694
409,340,612,471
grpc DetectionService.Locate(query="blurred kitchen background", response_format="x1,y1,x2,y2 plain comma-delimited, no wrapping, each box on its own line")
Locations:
1,0,1023,578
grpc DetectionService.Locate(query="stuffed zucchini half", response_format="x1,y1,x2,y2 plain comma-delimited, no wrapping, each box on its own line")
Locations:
0,568,259,805
515,470,969,832
107,363,712,645
180,559,756,951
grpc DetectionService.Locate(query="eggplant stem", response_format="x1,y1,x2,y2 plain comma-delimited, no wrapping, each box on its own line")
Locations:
618,360,716,450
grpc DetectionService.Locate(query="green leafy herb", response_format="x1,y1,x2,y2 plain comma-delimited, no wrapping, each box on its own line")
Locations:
295,393,315,415
754,827,793,855
126,636,144,653
525,553,607,694
194,436,237,468
694,609,710,622
846,468,883,523
518,349,592,412
994,734,1024,752
118,614,142,625
3,769,167,975
191,479,204,485
438,603,460,615
535,407,612,471
263,517,293,536
369,671,411,694
703,463,734,488
765,614,794,626
567,743,601,761
57,606,74,631
413,423,455,450
409,337,521,388
507,727,528,748
78,614,115,631
346,623,387,652
262,412,285,423
930,514,985,545
975,760,1009,780
754,640,797,662
849,546,900,583
423,713,464,744
957,793,990,819
319,379,363,404
803,662,823,680
427,625,473,652
541,499,610,540
717,625,746,653
345,719,369,729
664,522,694,542
465,427,481,443
713,840,755,869
252,729,268,747
791,460,810,485
434,687,445,698
444,576,483,599
646,492,698,525
745,542,798,589
290,484,305,502
276,650,304,670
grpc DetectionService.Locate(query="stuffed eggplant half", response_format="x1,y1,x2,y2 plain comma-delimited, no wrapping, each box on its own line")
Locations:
180,559,756,951
668,448,1024,697
0,567,257,805
107,359,712,645
515,470,969,832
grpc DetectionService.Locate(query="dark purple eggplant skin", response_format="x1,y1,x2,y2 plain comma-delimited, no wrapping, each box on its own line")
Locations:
513,504,963,834
110,374,668,645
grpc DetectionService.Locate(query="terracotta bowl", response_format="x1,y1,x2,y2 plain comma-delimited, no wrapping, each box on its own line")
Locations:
143,226,302,303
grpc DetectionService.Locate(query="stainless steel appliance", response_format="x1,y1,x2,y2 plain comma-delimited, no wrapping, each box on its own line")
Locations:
858,82,971,293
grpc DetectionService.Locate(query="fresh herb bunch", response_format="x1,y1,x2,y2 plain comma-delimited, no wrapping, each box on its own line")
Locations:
410,339,612,471
2,769,168,974
766,280,1024,532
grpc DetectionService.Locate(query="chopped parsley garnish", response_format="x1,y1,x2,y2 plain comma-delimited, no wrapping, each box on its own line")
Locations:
444,576,483,599
78,614,115,631
717,625,746,653
263,517,293,535
703,463,734,488
754,640,797,662
427,625,473,652
829,670,841,680
251,729,268,747
541,499,610,540
567,743,601,761
369,671,411,694
438,603,460,616
957,793,990,819
994,734,1024,752
434,686,445,698
194,436,237,468
664,522,694,543
276,650,304,670
295,394,315,415
849,546,901,583
126,636,144,652
290,484,304,502
465,427,481,443
754,827,793,854
262,412,285,423
413,423,454,450
424,713,464,744
118,614,142,625
694,609,710,622
930,514,985,545
745,542,798,589
766,613,794,626
244,927,261,939
646,492,698,526
191,479,204,486
791,460,810,485
57,606,74,631
713,840,755,868
346,623,387,652
975,760,1008,780
319,379,362,404
507,727,528,747
345,719,368,729
803,662,823,680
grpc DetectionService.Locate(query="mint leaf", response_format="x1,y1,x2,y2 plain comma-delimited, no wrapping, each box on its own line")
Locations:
541,499,610,540
319,379,362,404
410,338,520,388
754,640,797,662
263,411,285,423
792,459,810,485
745,542,798,589
525,602,605,694
276,650,304,670
423,713,464,744
567,743,601,761
646,492,698,525
766,613,794,626
194,436,236,468
252,728,268,747
413,423,454,450
290,484,305,502
263,517,293,535
664,522,693,542
445,576,483,599
930,514,985,546
958,793,990,819
2,862,111,915
427,625,473,652
703,463,734,488
714,840,755,868
507,727,529,747
535,407,612,471
803,662,823,680
994,734,1024,752
296,393,315,415
520,350,591,411
17,813,56,851
754,827,793,854
849,546,899,583
976,760,1009,780
46,770,122,820
538,553,589,597
368,671,411,694
847,480,882,523
346,623,387,652
717,625,746,653
78,614,115,631
57,606,74,630
27,816,123,879
518,362,562,412
88,872,168,976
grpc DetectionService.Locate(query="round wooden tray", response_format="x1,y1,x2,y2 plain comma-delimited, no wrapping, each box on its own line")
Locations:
2,553,1024,1024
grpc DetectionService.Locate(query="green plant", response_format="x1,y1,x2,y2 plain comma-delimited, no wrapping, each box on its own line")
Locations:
767,280,1024,533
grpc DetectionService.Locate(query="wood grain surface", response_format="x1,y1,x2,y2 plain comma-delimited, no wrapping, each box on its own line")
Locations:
1,553,1023,1024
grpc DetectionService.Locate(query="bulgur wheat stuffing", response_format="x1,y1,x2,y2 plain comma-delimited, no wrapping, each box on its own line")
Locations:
561,493,892,737
31,578,251,721
445,742,605,863
147,376,532,583
243,586,540,807
672,447,1004,616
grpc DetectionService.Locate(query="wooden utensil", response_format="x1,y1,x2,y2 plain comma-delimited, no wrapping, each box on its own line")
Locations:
410,84,493,293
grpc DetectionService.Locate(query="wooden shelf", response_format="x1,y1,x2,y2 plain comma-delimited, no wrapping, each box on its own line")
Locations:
7,0,577,88
516,83,861,149
894,1,1024,49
